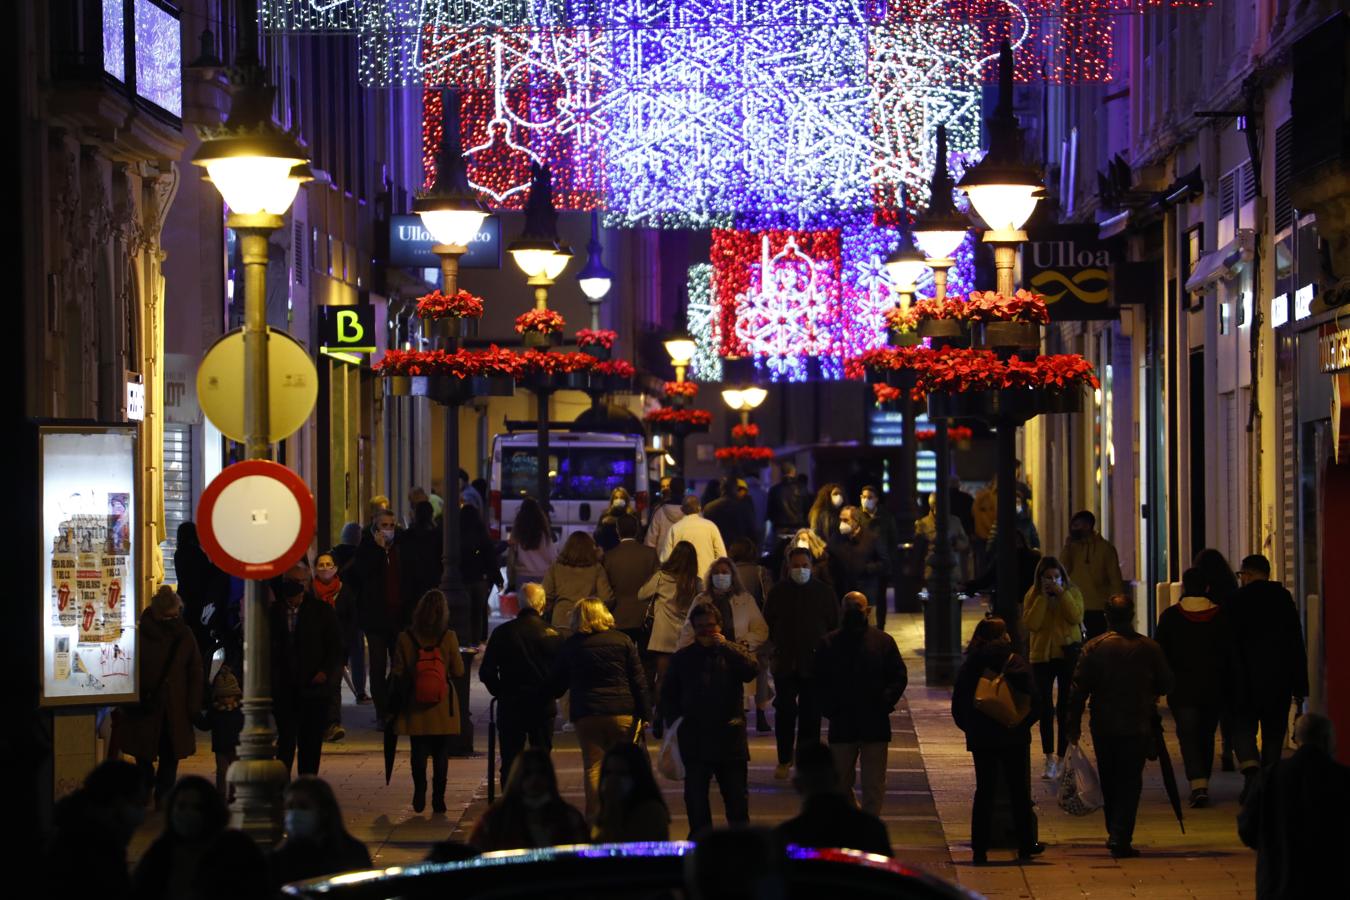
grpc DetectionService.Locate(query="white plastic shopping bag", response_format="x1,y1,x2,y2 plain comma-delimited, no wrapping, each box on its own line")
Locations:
657,717,685,781
1057,743,1104,815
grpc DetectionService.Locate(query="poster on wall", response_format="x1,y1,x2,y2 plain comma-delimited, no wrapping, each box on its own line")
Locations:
40,427,139,706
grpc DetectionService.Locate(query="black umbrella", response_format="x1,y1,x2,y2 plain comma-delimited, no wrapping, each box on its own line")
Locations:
384,718,399,785
1152,712,1185,834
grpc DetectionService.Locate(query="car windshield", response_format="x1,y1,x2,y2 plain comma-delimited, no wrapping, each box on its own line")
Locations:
501,446,636,501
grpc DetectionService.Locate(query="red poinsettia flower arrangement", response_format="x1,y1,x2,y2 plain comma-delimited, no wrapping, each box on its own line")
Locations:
374,345,525,379
575,328,618,349
884,305,919,333
916,426,975,442
714,446,775,463
518,350,597,376
592,359,636,378
417,288,485,320
731,423,760,440
514,308,567,335
872,383,902,404
664,380,700,398
645,407,713,426
845,346,936,380
963,289,1051,325
912,297,969,321
915,348,1099,394
1033,353,1101,390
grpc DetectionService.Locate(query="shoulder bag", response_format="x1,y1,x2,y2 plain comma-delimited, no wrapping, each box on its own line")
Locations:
974,656,1031,727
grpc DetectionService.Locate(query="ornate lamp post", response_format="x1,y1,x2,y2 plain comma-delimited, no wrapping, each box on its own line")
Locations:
576,211,614,330
663,332,697,384
191,8,309,843
913,124,970,684
957,40,1044,633
508,165,571,511
721,385,768,427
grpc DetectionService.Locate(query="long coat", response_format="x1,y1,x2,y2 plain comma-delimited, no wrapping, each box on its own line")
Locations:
119,609,204,761
661,640,758,762
391,628,466,736
269,595,344,698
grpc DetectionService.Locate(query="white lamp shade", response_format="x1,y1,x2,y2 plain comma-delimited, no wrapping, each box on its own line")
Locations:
418,208,487,247
543,251,572,280
579,276,612,300
510,247,558,279
205,156,304,216
885,257,929,292
721,388,744,410
963,183,1041,233
664,338,697,365
741,386,768,409
914,229,967,261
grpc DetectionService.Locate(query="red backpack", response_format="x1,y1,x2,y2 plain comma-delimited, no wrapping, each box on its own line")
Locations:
413,640,447,705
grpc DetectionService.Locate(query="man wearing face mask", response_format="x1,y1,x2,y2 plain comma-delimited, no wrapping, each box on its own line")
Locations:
270,559,344,777
346,509,415,721
1060,510,1125,640
859,485,900,612
827,505,888,629
662,602,760,836
704,477,758,549
118,585,203,809
763,547,841,780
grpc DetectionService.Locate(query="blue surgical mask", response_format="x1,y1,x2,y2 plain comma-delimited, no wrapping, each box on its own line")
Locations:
791,567,811,585
285,808,321,840
712,573,732,592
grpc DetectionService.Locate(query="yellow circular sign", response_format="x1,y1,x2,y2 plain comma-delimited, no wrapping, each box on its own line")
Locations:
197,327,318,444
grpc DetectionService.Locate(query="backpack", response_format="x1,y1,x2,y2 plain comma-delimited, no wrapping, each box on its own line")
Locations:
414,639,447,705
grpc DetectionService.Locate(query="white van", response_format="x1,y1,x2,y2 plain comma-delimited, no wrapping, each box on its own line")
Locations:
489,431,649,543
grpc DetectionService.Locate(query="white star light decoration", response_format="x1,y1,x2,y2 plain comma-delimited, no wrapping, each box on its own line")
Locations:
733,235,841,381
685,264,724,383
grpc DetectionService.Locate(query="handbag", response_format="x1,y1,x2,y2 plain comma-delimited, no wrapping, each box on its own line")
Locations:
1057,743,1104,815
657,717,684,780
973,657,1031,727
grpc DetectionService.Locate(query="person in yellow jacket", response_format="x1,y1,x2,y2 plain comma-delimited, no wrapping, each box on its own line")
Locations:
1059,510,1125,640
1023,557,1084,781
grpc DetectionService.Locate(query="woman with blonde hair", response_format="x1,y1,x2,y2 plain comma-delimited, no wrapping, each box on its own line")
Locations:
552,597,651,820
389,589,466,813
1022,556,1084,781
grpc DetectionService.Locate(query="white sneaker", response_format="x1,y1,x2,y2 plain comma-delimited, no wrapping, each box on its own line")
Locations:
1042,755,1059,780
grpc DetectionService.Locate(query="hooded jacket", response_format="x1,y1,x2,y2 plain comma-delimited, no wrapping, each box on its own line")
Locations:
1022,583,1086,663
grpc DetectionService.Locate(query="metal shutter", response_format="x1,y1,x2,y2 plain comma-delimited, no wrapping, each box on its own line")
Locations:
1280,372,1296,581
1275,120,1294,233
293,218,306,286
1219,170,1237,220
160,425,193,586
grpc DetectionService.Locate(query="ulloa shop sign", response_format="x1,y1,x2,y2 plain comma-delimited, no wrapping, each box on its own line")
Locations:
1023,225,1119,321
389,215,501,269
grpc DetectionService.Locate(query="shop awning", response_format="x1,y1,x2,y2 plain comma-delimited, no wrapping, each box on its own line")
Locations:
1185,230,1255,293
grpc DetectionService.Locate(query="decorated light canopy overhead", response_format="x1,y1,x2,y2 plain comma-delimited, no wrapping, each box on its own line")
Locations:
415,88,490,247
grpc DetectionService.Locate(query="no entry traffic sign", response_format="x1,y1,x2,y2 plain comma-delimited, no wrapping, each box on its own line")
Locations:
197,460,315,580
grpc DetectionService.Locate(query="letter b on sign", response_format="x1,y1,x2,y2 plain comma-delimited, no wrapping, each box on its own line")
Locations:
322,305,376,353
337,310,364,344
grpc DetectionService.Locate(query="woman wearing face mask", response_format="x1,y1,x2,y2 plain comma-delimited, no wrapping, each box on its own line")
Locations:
270,776,371,887
808,483,847,541
785,528,838,592
469,749,589,851
131,776,229,900
1022,557,1085,781
951,616,1042,865
595,487,632,553
313,552,357,743
592,743,670,842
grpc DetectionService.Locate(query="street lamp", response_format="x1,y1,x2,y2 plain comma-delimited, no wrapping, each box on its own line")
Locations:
663,331,697,383
509,165,570,510
913,125,969,304
957,41,1045,296
414,89,488,649
885,189,929,310
190,21,308,844
576,210,614,329
721,384,767,426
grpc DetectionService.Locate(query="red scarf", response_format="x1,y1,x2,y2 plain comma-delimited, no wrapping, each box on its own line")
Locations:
313,575,342,606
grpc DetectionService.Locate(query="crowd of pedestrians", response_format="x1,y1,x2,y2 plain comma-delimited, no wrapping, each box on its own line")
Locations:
67,466,1339,900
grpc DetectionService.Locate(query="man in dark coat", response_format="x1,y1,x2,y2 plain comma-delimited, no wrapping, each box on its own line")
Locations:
773,741,892,857
814,592,908,816
661,602,759,837
345,509,416,720
768,463,806,537
704,477,759,550
859,485,900,613
1067,593,1174,858
480,583,564,789
827,505,888,627
119,585,203,808
270,562,344,776
602,514,660,646
1229,554,1309,780
1238,713,1350,899
763,546,841,780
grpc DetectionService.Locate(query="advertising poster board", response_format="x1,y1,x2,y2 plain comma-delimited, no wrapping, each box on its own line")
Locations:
40,426,139,706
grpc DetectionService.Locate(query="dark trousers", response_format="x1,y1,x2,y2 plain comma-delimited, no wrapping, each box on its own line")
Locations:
1082,610,1109,641
467,580,493,645
134,719,179,806
497,699,554,789
1234,697,1291,771
410,734,450,799
1032,657,1074,758
683,758,750,838
1172,705,1220,785
1091,730,1150,848
367,631,394,719
874,579,889,631
970,746,1035,854
275,694,328,775
328,678,343,726
348,628,367,698
773,671,820,765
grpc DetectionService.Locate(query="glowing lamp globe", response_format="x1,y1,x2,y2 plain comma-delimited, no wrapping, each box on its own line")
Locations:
543,245,573,281
417,208,487,248
961,183,1042,234
198,153,306,216
579,276,612,301
740,386,768,409
664,338,697,367
884,246,929,293
509,242,561,279
914,229,967,262
721,388,744,410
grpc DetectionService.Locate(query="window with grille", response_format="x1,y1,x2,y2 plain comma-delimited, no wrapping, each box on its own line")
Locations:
1275,120,1294,233
159,424,193,586
1219,170,1237,220
293,218,305,286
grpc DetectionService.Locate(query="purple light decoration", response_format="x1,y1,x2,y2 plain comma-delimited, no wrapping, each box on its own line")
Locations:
134,0,182,117
102,0,126,83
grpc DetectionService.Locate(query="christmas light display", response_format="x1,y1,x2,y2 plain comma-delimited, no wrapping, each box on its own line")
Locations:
685,264,724,383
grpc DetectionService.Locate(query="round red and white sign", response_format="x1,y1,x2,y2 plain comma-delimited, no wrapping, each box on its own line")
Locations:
197,460,315,581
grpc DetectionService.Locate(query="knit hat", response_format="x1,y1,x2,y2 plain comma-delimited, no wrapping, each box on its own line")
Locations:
150,584,182,616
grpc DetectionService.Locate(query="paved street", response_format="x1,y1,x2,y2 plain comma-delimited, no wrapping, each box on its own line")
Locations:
135,601,1257,898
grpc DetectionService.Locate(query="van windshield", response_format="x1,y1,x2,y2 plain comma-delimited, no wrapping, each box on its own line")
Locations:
501,446,637,501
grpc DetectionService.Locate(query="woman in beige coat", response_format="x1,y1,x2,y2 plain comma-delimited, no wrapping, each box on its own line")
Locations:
543,532,614,637
390,590,466,813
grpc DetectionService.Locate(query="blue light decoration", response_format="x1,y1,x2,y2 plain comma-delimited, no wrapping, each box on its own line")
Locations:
102,0,125,83
133,0,182,117
685,264,724,383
